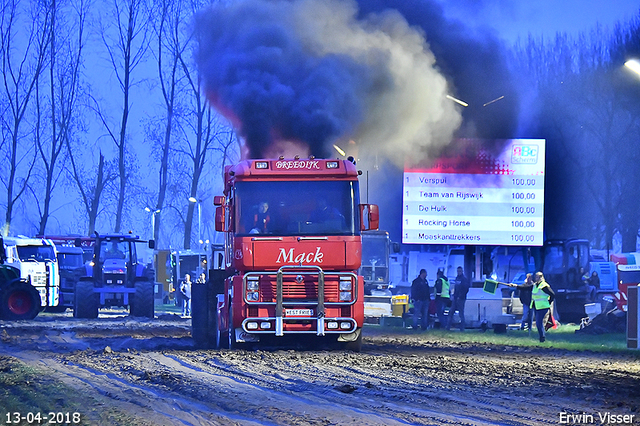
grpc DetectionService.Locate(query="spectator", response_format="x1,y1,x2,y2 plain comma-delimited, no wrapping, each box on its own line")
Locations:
410,269,431,330
434,269,450,328
584,270,599,302
506,273,534,331
531,272,555,342
446,266,470,331
181,273,192,317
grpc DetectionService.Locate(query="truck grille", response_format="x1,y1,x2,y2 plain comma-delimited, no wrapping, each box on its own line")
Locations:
30,272,46,287
261,279,340,301
245,271,356,304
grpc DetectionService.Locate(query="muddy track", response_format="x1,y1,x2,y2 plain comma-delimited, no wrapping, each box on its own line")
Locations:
1,316,639,425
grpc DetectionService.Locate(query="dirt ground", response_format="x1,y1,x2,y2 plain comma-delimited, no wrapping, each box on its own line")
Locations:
1,311,639,426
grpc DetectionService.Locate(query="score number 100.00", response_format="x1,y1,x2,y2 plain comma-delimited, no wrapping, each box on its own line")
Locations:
511,234,536,243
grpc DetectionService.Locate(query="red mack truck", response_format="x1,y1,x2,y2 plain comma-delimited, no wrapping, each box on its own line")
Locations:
192,157,379,351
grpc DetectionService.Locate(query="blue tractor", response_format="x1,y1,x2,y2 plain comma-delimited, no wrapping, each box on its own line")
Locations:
74,232,155,319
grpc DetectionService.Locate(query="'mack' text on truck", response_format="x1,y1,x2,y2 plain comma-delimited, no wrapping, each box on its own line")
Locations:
192,157,379,351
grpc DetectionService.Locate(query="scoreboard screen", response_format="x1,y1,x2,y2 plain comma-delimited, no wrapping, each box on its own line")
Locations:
402,139,545,246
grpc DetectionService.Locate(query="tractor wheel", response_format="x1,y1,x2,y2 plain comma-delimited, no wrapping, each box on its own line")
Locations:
130,280,154,318
0,281,41,320
74,280,98,319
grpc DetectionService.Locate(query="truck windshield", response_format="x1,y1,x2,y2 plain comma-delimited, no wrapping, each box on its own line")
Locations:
58,253,84,269
16,245,57,262
99,241,130,261
235,180,358,236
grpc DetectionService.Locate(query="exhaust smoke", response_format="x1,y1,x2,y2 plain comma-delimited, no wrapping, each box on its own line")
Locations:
196,0,462,164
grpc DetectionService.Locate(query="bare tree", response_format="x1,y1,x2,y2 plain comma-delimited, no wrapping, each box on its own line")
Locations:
146,0,189,245
66,148,116,235
0,0,53,235
97,0,149,232
165,0,238,249
34,0,88,235
513,22,640,251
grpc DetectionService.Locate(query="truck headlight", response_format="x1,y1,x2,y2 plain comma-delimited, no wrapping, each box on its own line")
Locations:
339,280,352,291
339,291,352,301
247,279,259,291
247,291,259,301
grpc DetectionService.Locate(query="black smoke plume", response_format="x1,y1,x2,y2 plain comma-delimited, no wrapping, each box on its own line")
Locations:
196,0,462,162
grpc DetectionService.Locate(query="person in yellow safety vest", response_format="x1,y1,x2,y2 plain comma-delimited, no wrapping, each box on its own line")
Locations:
531,272,555,342
434,269,450,329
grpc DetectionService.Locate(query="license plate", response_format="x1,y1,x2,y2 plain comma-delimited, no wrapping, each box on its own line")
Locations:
285,309,313,317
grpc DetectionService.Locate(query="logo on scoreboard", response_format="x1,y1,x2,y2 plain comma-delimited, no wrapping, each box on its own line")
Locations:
511,144,538,164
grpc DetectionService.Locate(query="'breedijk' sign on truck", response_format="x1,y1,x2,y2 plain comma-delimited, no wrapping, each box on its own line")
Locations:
402,139,546,246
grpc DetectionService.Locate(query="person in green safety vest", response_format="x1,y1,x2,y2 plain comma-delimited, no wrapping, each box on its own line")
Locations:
531,272,555,342
434,269,450,329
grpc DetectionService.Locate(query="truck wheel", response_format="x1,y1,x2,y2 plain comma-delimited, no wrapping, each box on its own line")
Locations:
0,281,41,320
220,301,232,349
74,280,98,319
340,328,363,352
192,282,220,348
130,280,154,318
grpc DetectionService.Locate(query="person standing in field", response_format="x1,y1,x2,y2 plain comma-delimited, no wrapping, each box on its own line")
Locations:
446,266,470,331
410,269,431,330
531,272,555,342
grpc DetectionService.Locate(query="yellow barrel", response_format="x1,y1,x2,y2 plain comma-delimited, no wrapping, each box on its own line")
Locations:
391,294,409,317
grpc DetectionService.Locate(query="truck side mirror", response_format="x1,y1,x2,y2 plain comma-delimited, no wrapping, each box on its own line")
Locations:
213,195,225,206
148,240,155,249
215,206,226,232
392,242,400,253
359,204,379,231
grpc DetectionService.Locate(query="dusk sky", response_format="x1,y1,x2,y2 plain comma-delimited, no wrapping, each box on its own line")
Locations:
3,0,639,247
439,1,639,44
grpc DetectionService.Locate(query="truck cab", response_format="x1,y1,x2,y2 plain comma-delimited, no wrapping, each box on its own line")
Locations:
2,236,60,313
51,245,86,310
193,157,378,351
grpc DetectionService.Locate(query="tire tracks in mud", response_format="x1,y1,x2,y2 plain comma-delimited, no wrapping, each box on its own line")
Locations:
2,350,255,426
167,349,561,426
2,319,640,426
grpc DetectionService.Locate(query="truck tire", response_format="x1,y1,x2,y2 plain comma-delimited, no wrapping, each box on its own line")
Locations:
220,300,232,349
0,280,41,320
130,280,154,318
192,282,219,348
340,328,363,352
74,280,98,319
